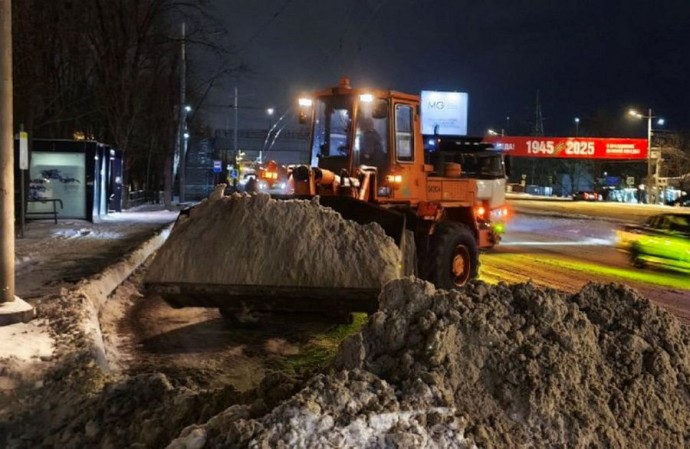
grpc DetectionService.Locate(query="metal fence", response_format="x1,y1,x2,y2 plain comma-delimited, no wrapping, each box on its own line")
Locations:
127,190,163,208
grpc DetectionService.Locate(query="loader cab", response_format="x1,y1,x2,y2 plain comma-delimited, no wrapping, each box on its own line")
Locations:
304,84,392,180
308,94,353,174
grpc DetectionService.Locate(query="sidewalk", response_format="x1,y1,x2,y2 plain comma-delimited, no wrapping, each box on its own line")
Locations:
15,206,179,299
1,205,179,380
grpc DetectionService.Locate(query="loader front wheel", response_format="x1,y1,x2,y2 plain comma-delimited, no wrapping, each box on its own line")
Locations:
423,222,478,290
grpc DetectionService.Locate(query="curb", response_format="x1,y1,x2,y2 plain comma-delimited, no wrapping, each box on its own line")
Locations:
73,223,173,371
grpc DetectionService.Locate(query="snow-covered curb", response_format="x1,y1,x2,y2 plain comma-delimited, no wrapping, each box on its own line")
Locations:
75,224,172,370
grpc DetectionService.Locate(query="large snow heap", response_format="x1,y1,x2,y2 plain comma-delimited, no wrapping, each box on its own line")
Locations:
168,279,690,449
145,187,402,289
334,278,690,448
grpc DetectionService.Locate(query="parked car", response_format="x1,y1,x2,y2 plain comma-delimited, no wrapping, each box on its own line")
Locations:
572,191,600,201
668,194,690,207
616,212,690,273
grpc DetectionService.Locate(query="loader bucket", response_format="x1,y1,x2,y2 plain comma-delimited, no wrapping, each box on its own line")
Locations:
148,282,381,316
145,194,407,317
273,194,407,246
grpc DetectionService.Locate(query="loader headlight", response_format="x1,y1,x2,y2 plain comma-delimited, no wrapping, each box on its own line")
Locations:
475,206,487,219
385,174,403,189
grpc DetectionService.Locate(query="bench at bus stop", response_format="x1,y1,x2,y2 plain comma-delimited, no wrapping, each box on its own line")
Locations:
26,198,64,224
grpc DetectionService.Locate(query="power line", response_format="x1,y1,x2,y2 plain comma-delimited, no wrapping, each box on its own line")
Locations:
237,0,295,55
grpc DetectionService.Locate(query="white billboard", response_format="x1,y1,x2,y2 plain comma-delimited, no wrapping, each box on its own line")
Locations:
421,90,468,136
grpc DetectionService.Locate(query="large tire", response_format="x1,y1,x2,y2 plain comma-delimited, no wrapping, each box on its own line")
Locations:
421,222,479,290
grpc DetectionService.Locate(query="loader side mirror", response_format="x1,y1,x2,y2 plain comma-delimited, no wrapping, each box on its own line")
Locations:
504,155,512,177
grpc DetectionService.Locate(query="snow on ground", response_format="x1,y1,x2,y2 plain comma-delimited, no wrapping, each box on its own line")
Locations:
0,319,53,361
0,206,178,390
3,196,690,448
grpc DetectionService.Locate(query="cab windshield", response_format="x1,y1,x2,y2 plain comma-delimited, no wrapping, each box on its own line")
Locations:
310,95,353,161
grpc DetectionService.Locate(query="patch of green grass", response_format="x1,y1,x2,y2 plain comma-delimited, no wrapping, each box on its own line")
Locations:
281,313,368,374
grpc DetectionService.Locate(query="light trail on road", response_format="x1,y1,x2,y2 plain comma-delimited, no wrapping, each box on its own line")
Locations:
480,211,690,323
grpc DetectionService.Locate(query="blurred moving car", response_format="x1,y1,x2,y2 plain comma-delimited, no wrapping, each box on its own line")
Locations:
572,191,600,201
616,212,690,273
668,194,690,207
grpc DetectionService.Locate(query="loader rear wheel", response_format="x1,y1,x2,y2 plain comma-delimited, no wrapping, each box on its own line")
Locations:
422,222,478,290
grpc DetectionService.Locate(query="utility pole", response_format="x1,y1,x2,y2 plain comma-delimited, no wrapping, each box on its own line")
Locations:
1,0,34,324
533,90,544,136
178,22,187,203
646,108,654,205
0,0,13,305
233,87,238,160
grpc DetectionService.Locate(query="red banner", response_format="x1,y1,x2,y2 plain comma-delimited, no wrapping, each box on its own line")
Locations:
484,136,648,160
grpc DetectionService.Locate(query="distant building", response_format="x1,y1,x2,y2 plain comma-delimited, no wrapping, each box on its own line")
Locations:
184,127,310,200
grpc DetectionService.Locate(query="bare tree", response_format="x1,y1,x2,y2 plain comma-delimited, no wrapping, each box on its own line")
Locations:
12,0,238,209
656,131,690,192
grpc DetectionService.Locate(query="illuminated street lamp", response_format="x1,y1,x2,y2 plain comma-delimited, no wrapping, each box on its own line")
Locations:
574,117,580,137
629,108,665,204
267,107,275,130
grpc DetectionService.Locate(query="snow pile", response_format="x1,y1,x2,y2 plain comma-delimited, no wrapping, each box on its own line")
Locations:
335,278,690,448
1,370,244,449
169,370,475,449
163,279,690,449
6,277,690,448
145,188,401,289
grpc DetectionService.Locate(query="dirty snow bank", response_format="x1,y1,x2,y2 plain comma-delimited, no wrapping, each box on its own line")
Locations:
5,277,690,448
162,279,690,449
145,188,401,289
335,279,690,448
169,369,475,449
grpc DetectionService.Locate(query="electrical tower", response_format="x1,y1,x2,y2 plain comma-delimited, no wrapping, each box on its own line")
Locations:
533,89,544,136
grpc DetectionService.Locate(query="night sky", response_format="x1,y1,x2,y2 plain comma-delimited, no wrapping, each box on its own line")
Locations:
205,0,690,138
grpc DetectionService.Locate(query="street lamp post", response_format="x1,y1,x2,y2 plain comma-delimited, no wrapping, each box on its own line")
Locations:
629,108,665,204
262,107,275,163
574,117,580,137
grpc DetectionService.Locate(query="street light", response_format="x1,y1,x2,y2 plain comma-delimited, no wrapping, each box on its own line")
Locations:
629,108,665,204
267,107,275,131
487,129,499,136
574,117,580,137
